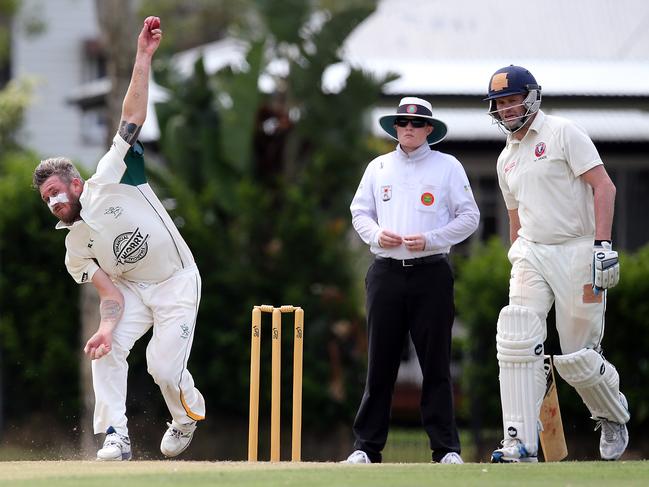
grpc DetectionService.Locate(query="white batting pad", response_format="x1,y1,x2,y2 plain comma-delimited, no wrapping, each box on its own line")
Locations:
496,305,547,455
554,348,630,424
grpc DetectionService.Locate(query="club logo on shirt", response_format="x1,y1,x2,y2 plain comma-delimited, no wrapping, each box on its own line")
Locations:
421,192,435,206
113,228,149,265
534,142,546,158
104,206,124,219
504,160,517,174
180,323,190,339
381,185,392,201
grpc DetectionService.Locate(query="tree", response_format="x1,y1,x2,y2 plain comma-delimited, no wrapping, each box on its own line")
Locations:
147,0,390,451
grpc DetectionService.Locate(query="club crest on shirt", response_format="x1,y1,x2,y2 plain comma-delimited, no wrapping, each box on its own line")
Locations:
381,185,392,201
534,142,547,158
113,228,149,265
504,160,517,174
421,192,435,206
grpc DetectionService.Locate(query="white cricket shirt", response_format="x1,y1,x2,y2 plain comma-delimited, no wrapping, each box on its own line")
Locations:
57,134,195,284
350,143,479,258
497,111,603,244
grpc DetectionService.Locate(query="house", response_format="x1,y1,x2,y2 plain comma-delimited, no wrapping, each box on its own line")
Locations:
11,0,649,250
340,0,649,250
10,0,162,169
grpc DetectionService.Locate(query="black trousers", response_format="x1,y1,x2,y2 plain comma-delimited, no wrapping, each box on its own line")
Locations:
352,257,460,462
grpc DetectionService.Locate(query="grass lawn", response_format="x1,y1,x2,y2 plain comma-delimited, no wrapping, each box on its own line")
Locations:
0,460,648,487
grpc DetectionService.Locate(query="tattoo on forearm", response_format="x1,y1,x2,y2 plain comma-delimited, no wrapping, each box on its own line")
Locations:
100,300,122,323
118,121,142,145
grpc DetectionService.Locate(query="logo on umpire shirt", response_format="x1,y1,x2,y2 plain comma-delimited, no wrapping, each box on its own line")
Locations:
180,323,190,339
421,192,434,206
381,185,392,201
113,228,149,265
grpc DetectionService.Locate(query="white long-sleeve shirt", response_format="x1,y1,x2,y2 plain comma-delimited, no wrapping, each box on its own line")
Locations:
350,143,480,259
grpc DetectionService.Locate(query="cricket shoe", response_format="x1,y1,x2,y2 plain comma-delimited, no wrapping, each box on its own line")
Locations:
342,450,371,464
160,420,197,457
597,393,629,461
490,439,538,463
439,452,464,464
97,426,132,461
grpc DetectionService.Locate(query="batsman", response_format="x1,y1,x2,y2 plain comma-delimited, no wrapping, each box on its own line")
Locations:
484,65,629,463
32,17,205,460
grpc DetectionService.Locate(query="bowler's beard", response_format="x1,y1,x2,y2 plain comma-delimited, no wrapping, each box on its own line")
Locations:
59,193,82,225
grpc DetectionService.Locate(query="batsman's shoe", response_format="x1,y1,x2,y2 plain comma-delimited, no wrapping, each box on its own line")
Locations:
439,452,464,464
597,393,629,461
160,420,197,457
97,426,132,461
342,450,371,464
491,439,538,463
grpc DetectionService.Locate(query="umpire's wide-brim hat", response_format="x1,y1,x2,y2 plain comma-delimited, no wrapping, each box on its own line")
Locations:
379,97,448,145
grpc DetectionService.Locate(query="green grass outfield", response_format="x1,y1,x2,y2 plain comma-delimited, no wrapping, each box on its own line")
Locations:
0,461,647,487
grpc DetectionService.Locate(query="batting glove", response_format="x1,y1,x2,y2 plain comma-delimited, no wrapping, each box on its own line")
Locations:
592,241,620,294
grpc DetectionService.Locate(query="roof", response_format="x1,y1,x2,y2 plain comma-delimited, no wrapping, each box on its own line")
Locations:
66,77,170,143
338,0,649,97
370,108,649,142
331,60,649,97
66,0,649,143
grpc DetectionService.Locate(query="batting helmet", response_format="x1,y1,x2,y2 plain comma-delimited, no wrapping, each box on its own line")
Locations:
485,65,542,133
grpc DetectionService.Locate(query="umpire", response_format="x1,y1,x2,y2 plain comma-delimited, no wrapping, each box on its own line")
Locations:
344,97,479,464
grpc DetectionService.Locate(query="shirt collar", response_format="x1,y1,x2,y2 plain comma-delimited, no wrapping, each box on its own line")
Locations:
55,219,83,230
396,142,431,161
506,110,545,145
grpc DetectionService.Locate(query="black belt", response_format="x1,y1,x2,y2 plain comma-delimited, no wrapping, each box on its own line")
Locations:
375,254,448,267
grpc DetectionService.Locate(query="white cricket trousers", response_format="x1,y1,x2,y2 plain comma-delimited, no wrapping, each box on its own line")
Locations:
508,235,605,354
92,264,205,435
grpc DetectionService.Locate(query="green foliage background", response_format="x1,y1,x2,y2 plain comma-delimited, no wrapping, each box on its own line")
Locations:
1,0,649,459
454,237,649,443
141,1,391,429
0,151,81,421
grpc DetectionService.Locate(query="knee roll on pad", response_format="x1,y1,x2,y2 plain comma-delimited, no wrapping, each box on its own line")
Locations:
554,348,630,424
496,305,547,454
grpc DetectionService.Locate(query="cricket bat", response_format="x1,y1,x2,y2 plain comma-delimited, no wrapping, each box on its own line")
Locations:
539,355,568,462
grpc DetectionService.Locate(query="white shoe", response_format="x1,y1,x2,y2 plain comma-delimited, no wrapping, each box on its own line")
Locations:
160,420,197,457
490,438,538,463
342,450,371,464
597,393,629,461
97,426,132,461
439,452,464,464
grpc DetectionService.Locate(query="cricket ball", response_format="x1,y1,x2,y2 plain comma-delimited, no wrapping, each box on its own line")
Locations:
147,17,160,31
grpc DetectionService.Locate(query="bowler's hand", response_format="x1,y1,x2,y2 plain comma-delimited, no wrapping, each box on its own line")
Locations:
404,234,426,252
84,330,113,360
592,241,620,294
378,230,403,249
138,16,162,56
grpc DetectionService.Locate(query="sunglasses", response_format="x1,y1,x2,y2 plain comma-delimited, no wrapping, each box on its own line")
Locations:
394,118,429,128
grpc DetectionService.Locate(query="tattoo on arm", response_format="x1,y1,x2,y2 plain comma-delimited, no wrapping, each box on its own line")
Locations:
118,121,142,145
100,299,123,323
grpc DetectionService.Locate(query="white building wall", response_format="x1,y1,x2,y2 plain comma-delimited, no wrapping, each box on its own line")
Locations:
12,0,104,169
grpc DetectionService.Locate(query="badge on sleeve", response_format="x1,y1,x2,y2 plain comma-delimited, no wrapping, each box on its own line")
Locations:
381,185,392,201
